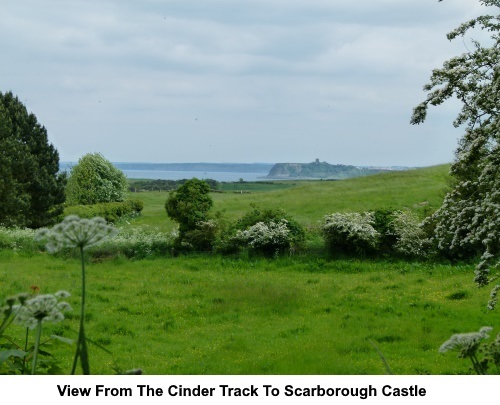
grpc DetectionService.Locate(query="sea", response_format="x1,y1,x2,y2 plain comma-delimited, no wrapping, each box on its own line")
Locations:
60,162,273,182
121,170,267,182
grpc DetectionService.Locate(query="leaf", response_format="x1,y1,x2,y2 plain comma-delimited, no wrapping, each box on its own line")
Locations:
50,335,74,345
0,349,27,365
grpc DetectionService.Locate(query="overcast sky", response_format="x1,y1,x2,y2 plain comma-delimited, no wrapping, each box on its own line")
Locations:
0,1,492,166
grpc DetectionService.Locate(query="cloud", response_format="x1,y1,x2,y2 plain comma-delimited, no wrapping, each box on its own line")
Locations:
0,0,491,165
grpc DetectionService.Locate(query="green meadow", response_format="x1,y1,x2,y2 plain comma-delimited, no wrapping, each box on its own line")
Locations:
127,165,450,232
2,164,498,375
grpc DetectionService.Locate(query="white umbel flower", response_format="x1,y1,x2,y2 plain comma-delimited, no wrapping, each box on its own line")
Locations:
35,215,117,252
13,291,72,329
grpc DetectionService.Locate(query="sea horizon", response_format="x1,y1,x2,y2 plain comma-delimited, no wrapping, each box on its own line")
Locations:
59,162,274,182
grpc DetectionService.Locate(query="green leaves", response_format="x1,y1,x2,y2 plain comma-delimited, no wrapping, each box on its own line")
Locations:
0,349,27,365
412,1,500,308
165,179,214,250
0,92,65,228
65,153,128,206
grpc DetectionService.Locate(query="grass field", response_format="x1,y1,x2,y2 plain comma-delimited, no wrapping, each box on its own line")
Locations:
2,164,498,375
1,250,495,375
126,164,451,232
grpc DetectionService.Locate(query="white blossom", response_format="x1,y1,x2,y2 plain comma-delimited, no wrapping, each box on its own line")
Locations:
322,212,380,253
13,291,72,329
412,0,500,307
234,220,291,250
35,215,117,252
439,327,493,357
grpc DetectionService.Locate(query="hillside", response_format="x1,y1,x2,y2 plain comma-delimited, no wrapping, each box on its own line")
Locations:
266,160,395,179
127,164,451,232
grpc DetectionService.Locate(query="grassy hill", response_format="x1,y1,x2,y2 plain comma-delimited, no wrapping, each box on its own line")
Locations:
127,164,451,232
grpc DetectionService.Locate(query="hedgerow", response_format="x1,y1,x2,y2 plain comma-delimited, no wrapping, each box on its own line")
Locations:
63,199,144,223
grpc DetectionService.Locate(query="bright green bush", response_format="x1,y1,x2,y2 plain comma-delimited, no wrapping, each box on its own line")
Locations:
63,199,143,223
65,153,128,205
165,179,214,251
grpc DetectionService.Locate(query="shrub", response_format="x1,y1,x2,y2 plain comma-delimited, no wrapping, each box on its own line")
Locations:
372,209,398,253
63,199,143,223
165,179,214,251
224,206,305,256
0,226,41,252
181,219,222,252
233,219,291,255
65,153,128,205
88,227,177,259
388,210,431,258
322,212,380,255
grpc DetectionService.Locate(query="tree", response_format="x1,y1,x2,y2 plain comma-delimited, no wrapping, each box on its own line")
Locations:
411,0,500,308
65,153,128,205
165,178,214,250
0,91,66,228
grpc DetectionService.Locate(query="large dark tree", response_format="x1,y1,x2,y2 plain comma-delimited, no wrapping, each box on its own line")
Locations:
0,91,66,228
165,178,214,250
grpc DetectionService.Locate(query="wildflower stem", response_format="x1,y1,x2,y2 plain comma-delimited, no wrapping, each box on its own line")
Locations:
31,320,42,375
23,327,29,374
470,354,487,375
0,305,21,336
0,314,12,336
71,246,90,375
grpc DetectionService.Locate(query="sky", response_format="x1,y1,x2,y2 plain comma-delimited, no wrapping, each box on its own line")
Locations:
0,0,493,167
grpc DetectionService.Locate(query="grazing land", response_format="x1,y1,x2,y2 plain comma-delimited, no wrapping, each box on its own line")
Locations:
127,164,450,232
2,163,497,375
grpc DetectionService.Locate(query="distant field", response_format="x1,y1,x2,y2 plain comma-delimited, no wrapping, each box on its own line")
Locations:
126,164,451,232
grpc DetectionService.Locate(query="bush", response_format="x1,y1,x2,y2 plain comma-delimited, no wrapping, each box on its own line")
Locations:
0,226,41,252
388,210,432,258
63,199,144,223
87,227,177,259
372,209,398,253
322,212,380,255
165,179,214,251
233,219,291,255
180,219,222,252
65,153,128,205
223,206,305,256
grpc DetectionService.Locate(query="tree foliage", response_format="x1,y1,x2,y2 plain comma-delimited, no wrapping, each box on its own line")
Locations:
0,91,66,228
65,153,128,206
411,0,500,308
165,178,214,250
